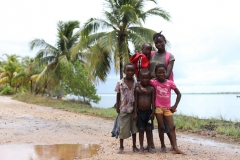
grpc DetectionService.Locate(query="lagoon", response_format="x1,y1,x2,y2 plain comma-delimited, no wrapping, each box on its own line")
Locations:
90,93,240,122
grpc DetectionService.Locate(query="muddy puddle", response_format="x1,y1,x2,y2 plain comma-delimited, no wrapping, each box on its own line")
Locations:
0,144,100,160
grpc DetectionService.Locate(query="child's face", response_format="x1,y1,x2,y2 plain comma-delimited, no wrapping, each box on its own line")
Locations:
154,37,165,51
142,44,152,57
124,64,135,78
139,73,151,85
155,67,166,81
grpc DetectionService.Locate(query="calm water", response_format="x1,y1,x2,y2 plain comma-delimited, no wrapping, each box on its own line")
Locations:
90,94,240,122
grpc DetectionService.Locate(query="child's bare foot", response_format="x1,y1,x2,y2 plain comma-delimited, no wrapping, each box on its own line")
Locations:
118,147,124,154
147,147,156,154
138,147,144,154
144,145,155,150
172,148,186,155
151,144,155,149
132,146,140,152
161,146,167,153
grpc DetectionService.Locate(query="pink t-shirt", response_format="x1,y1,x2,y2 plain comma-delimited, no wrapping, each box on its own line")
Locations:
150,79,176,109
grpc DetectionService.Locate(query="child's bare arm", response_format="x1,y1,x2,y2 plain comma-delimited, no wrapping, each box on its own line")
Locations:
171,88,181,113
166,60,174,79
150,87,156,120
116,93,120,113
136,82,148,93
134,89,138,121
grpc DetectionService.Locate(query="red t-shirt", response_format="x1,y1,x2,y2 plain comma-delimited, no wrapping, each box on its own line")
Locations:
130,53,149,77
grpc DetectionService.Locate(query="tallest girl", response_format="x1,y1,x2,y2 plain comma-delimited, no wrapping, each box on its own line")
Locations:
149,31,175,151
149,31,174,81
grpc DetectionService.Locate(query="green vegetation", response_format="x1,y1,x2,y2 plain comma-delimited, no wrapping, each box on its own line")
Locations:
174,114,240,140
60,61,100,103
29,20,81,99
13,93,116,119
1,85,15,95
1,0,171,101
13,93,240,142
73,0,170,81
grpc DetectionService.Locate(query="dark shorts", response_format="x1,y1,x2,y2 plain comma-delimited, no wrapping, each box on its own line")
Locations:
136,108,152,128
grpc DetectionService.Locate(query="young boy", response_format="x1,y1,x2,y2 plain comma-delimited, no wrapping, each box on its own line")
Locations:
134,69,155,153
130,43,152,81
115,62,139,154
131,43,156,149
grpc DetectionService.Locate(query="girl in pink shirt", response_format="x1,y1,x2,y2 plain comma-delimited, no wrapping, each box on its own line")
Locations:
150,64,185,154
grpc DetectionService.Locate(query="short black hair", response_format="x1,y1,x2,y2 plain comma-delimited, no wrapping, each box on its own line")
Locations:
139,69,151,76
141,42,152,49
153,31,166,43
155,64,167,73
124,62,135,71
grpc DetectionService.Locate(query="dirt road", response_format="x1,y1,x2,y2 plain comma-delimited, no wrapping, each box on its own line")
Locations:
0,96,239,160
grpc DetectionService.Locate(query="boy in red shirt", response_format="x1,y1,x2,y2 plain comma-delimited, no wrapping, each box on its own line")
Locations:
130,43,152,81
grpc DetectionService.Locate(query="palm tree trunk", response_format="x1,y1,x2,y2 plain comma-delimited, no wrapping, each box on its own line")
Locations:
30,80,33,93
57,86,63,99
120,58,123,79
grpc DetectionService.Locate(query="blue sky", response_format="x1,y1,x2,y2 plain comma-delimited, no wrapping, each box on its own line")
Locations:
1,0,240,93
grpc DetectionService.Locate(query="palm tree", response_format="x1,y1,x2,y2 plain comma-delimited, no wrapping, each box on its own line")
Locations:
12,56,41,93
0,54,23,88
74,0,170,82
30,20,80,98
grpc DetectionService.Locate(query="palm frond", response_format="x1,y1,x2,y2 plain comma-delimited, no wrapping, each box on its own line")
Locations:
85,43,112,83
0,77,9,85
30,39,57,51
129,27,156,45
82,18,116,37
140,7,171,22
98,30,118,53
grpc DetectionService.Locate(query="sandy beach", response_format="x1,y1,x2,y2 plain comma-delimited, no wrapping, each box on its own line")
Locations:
0,96,239,160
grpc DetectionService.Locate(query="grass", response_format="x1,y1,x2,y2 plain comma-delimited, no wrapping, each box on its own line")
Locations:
13,93,240,142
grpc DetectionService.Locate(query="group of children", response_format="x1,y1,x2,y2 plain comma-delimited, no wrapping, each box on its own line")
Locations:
114,32,185,155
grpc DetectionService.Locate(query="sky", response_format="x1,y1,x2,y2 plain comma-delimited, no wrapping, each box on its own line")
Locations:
1,0,240,93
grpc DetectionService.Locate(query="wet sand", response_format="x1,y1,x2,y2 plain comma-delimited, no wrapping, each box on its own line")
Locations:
0,96,239,160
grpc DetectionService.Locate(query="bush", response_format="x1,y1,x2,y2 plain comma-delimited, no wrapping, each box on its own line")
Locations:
1,87,15,95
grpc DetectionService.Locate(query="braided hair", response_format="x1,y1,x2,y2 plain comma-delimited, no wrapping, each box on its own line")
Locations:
152,31,166,43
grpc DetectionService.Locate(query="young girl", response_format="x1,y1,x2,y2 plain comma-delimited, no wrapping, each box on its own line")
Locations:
115,62,139,154
150,64,185,154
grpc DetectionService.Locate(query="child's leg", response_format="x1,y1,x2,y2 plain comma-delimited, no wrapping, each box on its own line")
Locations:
131,113,139,152
119,139,124,154
164,115,185,154
150,122,155,148
132,133,139,152
155,113,166,152
146,126,155,153
138,128,145,153
118,112,131,153
145,120,155,149
163,118,173,150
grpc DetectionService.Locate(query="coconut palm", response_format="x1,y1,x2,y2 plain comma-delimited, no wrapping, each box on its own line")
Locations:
30,20,80,98
0,54,23,88
12,56,41,93
75,0,170,82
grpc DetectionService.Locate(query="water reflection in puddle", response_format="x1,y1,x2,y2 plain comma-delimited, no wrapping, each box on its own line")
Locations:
0,144,100,160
